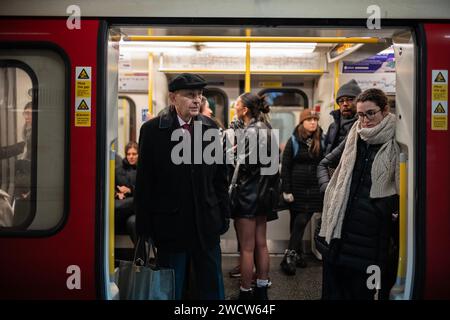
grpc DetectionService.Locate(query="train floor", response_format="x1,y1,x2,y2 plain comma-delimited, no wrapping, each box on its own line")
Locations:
222,254,323,300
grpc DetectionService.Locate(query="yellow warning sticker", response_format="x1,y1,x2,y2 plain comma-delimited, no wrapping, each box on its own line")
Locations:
432,101,447,115
434,103,446,114
76,81,91,98
77,99,90,110
432,116,447,130
75,112,91,127
434,72,446,83
75,67,92,127
432,70,448,85
432,84,448,101
77,68,90,80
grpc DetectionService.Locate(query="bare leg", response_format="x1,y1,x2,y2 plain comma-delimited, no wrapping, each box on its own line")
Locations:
235,217,256,289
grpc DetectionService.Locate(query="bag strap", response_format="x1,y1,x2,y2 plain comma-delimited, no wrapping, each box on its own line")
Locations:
228,160,241,196
291,134,300,159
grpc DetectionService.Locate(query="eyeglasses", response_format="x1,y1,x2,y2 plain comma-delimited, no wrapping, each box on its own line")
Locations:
337,97,354,105
357,109,381,120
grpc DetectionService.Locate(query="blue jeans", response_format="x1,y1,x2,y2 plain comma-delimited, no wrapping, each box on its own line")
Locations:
157,243,224,300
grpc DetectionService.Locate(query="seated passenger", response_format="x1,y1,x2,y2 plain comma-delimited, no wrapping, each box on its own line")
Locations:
0,189,13,228
115,141,138,244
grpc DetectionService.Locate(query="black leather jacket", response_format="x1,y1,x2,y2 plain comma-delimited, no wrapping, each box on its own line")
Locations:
231,118,277,217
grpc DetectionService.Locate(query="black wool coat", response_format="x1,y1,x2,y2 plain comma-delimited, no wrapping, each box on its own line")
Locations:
317,137,399,272
135,109,231,252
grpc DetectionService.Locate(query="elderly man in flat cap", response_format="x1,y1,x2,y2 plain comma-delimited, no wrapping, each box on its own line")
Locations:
135,73,230,300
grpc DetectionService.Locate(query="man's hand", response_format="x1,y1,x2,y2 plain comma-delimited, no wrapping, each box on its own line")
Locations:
283,192,294,203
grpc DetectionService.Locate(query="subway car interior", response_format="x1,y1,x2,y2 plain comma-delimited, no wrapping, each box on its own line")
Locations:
108,24,415,300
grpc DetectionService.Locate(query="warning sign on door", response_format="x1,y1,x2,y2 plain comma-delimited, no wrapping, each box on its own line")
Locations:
75,67,92,127
432,101,448,130
431,70,448,131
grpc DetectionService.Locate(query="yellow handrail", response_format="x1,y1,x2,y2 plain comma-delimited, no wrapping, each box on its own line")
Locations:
108,143,116,277
390,153,407,299
158,68,325,75
334,62,340,110
124,35,384,44
148,52,154,115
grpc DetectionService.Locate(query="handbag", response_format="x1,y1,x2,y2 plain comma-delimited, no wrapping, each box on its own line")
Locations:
117,238,175,300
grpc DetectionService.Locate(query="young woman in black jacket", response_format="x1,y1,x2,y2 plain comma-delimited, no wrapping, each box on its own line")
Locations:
280,109,324,275
317,88,399,300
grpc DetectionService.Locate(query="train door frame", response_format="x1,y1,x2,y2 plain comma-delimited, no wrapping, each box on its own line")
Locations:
101,19,432,299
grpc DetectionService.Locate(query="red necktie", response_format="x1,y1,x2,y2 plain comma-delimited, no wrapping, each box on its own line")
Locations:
182,123,192,135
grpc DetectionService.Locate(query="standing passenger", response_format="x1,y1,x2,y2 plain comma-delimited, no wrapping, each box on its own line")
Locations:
231,93,274,300
317,88,399,299
280,109,324,275
324,79,360,156
135,73,230,300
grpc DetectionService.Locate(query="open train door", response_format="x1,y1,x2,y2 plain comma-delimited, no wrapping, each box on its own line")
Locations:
0,18,111,299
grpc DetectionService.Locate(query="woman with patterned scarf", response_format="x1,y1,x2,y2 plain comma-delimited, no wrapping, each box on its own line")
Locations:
317,88,400,300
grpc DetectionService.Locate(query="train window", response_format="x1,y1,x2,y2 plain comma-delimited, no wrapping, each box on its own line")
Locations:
203,88,228,129
270,111,297,149
260,88,309,108
0,50,66,234
117,96,137,158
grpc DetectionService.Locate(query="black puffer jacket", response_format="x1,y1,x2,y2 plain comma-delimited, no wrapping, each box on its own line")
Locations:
116,157,137,196
324,110,357,156
317,137,398,272
281,126,324,213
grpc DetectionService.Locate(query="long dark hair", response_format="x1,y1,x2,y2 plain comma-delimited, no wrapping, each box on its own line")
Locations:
239,93,270,120
297,124,321,157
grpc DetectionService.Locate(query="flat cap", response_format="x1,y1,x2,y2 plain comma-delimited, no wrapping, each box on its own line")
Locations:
168,73,207,92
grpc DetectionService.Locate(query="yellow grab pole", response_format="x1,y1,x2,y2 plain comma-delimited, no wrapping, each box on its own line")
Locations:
108,143,116,276
148,52,154,116
245,29,251,93
124,35,384,44
390,153,407,299
334,62,340,110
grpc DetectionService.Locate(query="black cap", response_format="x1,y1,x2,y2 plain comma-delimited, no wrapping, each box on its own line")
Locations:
168,73,207,92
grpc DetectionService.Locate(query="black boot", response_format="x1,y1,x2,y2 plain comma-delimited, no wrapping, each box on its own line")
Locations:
280,249,297,275
254,286,269,300
238,289,254,300
295,252,307,268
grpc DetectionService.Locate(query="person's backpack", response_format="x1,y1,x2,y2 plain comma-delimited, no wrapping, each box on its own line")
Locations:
290,132,326,159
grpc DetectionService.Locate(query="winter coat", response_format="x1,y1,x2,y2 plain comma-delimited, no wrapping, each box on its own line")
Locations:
317,137,399,272
230,118,277,218
324,110,357,156
135,109,230,252
281,126,324,214
116,157,137,196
